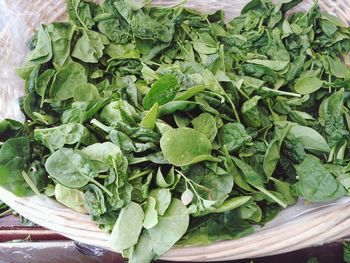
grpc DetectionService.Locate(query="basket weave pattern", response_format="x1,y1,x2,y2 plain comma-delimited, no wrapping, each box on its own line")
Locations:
1,0,350,261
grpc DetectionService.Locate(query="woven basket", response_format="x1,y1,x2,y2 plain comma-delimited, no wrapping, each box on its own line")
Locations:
1,0,350,261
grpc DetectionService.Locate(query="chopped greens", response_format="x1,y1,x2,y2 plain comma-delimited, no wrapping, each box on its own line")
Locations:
1,0,350,261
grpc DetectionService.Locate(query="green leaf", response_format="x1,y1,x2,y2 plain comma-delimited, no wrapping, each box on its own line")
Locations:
241,96,261,128
174,112,191,128
218,123,251,153
80,142,125,173
67,0,94,28
27,25,52,64
84,184,107,217
129,231,156,263
175,85,206,101
207,210,254,241
155,167,180,189
72,29,104,63
34,123,95,151
247,59,289,71
263,139,280,178
100,100,138,126
201,196,251,215
23,91,39,121
140,103,158,130
296,156,346,202
321,12,346,27
0,137,32,196
160,128,214,166
73,83,100,101
147,198,189,255
270,178,297,205
203,69,225,95
328,56,350,79
143,74,179,110
55,184,87,213
193,38,217,54
35,69,55,106
158,101,198,117
294,75,324,95
150,188,171,216
109,202,145,250
49,62,87,101
232,157,265,186
45,148,97,188
191,113,217,142
46,22,75,67
343,241,350,263
288,125,331,153
323,90,349,148
143,197,158,229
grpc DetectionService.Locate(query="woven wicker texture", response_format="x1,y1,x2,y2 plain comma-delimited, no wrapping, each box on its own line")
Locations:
1,0,350,261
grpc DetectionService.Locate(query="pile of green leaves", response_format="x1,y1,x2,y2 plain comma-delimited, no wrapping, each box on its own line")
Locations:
1,0,350,261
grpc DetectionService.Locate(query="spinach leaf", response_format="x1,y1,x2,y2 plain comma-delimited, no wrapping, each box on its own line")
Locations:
84,184,106,217
129,231,156,263
218,123,251,153
49,62,87,101
191,113,217,142
55,184,87,213
241,96,261,128
109,201,145,250
143,74,179,110
160,128,215,166
143,197,158,229
296,156,346,202
324,90,349,149
287,125,331,153
140,103,158,130
72,29,104,63
46,22,74,68
207,210,254,241
147,198,189,255
67,0,94,29
73,83,100,101
232,157,265,186
263,139,280,178
34,123,95,151
35,69,55,106
149,188,172,216
294,75,324,95
0,137,32,196
27,25,52,64
45,148,110,195
100,100,138,126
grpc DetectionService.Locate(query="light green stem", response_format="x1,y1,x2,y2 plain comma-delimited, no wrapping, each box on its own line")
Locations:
129,170,152,181
90,119,111,133
0,209,12,218
254,185,287,208
22,171,43,199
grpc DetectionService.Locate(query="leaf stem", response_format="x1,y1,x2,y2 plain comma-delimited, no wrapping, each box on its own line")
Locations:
253,185,287,208
90,119,111,133
225,94,241,123
89,177,113,197
175,169,211,200
260,87,302,98
128,169,152,181
21,171,43,199
0,209,12,218
328,147,335,163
